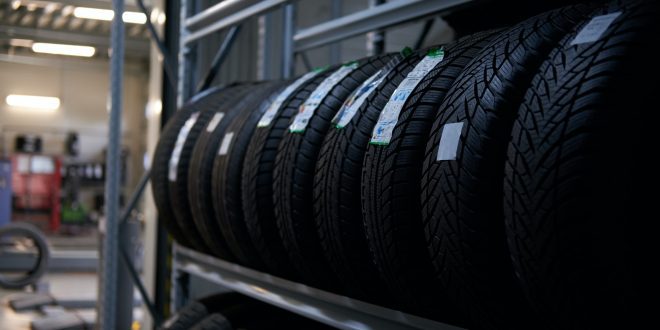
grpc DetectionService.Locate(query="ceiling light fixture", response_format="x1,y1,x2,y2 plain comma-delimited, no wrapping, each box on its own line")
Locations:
73,7,146,24
31,42,95,57
6,95,60,111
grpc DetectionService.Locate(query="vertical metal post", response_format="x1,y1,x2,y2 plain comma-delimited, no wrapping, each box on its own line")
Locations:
282,3,295,79
116,220,139,329
100,0,124,328
329,0,341,65
366,0,385,56
178,0,190,106
257,13,272,80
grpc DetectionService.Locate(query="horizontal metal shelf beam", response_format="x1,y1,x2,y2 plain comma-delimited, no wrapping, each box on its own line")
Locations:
294,0,473,52
183,0,291,46
186,0,261,30
174,244,465,330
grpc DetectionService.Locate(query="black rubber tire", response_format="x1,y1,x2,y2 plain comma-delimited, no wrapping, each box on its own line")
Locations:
190,314,233,330
273,56,394,290
360,32,499,320
152,101,205,249
161,301,208,330
170,84,254,255
241,68,338,279
312,51,422,303
0,223,50,289
210,82,286,269
187,83,262,260
504,1,658,329
419,5,595,330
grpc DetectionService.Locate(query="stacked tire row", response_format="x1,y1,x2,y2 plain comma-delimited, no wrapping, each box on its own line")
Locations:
152,1,656,328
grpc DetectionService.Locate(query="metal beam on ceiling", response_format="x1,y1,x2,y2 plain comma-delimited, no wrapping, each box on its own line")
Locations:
0,24,150,53
50,0,141,12
294,0,473,51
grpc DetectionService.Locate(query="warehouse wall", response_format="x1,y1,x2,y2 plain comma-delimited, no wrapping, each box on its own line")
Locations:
0,56,150,206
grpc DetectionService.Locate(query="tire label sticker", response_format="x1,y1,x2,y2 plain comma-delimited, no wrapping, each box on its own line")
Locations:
370,49,444,145
218,131,235,156
571,12,621,45
436,122,464,161
206,112,225,132
289,62,359,133
257,69,324,128
168,112,200,181
333,53,407,129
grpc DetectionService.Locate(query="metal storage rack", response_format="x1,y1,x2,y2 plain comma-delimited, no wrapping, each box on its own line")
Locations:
100,0,476,329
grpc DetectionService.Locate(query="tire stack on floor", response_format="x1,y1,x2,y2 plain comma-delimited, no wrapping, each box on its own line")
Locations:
151,1,657,328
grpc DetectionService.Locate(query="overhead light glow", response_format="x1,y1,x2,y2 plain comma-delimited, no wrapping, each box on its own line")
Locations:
122,11,147,24
73,7,114,21
31,42,95,57
73,7,146,24
6,95,60,111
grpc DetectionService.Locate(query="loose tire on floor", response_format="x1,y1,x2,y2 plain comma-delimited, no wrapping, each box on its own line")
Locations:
170,84,254,256
210,82,286,269
419,4,594,329
241,68,338,279
360,31,499,320
504,1,658,329
0,223,50,289
273,56,394,290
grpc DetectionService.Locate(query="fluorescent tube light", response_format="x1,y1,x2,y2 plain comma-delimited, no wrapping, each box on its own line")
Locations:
73,7,114,21
31,42,95,57
122,11,147,24
73,7,146,24
6,95,60,111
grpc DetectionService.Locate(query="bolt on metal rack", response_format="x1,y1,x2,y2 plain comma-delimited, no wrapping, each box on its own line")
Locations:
167,0,474,329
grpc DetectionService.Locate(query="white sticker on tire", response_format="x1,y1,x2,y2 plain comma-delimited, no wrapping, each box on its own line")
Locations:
168,112,200,181
218,131,235,156
571,12,621,45
257,69,324,128
370,49,445,145
332,53,408,129
206,112,225,132
289,62,359,133
436,122,464,161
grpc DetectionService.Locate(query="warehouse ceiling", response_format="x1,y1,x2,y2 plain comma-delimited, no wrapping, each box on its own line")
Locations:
0,0,153,60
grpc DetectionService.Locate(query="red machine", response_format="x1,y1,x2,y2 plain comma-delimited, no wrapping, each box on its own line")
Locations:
11,154,62,231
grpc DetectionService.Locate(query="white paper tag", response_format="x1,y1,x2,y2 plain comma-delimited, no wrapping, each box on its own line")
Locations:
168,112,200,181
436,122,464,161
257,70,323,128
333,70,385,128
218,131,235,156
206,112,225,132
289,62,359,133
571,12,621,45
370,50,445,145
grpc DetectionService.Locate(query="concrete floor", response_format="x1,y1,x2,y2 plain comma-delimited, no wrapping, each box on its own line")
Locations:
0,272,98,329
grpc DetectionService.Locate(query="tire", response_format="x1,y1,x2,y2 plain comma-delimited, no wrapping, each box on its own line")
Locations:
161,301,208,330
504,1,658,329
190,314,233,330
210,82,286,269
273,55,394,290
313,50,420,303
241,67,338,279
170,84,254,255
152,102,204,249
0,223,50,289
419,5,594,329
360,32,499,320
